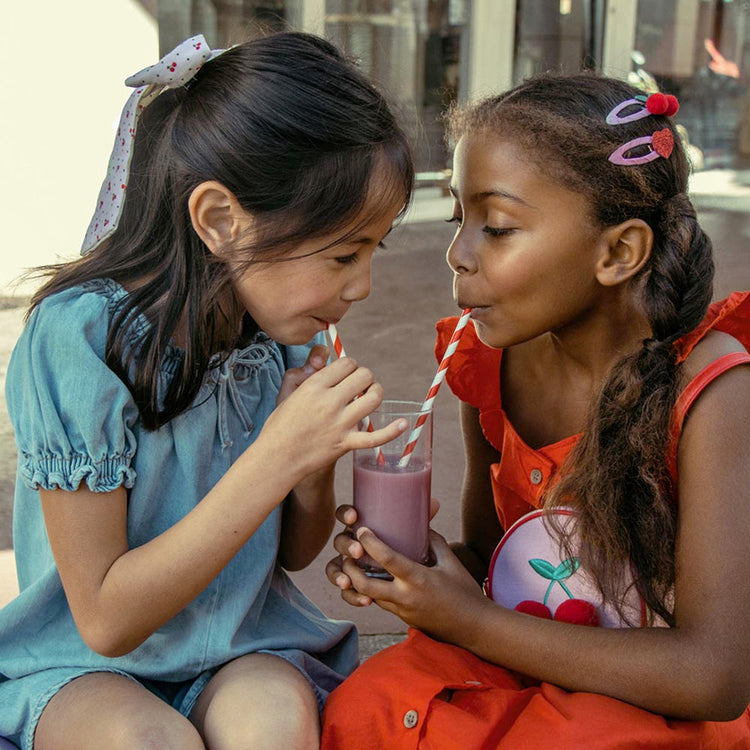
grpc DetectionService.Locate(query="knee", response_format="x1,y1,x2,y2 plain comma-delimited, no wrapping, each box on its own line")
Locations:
119,717,204,750
272,682,320,747
225,680,320,750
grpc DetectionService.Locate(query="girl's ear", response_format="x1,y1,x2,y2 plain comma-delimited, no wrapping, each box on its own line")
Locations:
595,218,653,287
188,181,253,256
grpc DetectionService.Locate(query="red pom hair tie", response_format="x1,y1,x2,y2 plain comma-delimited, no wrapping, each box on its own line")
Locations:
646,93,679,117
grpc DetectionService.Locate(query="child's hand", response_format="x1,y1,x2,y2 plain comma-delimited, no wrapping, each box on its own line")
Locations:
325,499,442,608
338,526,490,644
276,344,329,404
325,504,372,607
261,355,408,480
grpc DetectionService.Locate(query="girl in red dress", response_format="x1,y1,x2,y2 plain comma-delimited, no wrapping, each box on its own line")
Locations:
321,73,750,748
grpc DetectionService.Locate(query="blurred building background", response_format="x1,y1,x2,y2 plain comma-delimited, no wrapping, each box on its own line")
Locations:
2,0,749,295
156,0,750,175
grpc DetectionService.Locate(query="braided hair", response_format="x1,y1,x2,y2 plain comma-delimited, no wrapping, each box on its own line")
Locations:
447,74,714,625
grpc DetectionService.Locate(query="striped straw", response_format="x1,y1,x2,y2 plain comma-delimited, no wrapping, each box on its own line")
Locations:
398,309,472,468
326,323,384,465
327,322,346,360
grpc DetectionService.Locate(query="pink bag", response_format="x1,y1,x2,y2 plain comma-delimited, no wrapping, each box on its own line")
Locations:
485,508,648,628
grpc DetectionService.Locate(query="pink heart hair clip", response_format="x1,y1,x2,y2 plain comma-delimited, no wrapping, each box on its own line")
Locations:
608,128,674,166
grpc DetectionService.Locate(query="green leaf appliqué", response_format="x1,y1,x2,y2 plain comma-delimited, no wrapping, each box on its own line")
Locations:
528,559,557,579
527,557,581,604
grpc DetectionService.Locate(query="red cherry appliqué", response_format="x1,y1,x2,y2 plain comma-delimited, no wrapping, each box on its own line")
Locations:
517,554,601,627
554,599,600,627
514,600,553,619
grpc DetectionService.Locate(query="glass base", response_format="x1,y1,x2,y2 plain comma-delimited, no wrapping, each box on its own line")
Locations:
363,568,394,580
358,552,434,580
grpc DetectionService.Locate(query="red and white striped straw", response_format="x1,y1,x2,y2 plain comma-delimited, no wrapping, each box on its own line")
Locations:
327,322,346,360
398,309,472,468
326,323,384,464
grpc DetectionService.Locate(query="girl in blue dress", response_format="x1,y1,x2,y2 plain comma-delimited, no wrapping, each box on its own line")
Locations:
0,32,413,750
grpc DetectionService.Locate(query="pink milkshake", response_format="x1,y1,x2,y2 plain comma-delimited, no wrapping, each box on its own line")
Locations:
352,400,433,578
353,455,431,575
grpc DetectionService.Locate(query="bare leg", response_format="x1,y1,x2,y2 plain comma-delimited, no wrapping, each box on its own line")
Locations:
35,672,205,750
190,653,320,750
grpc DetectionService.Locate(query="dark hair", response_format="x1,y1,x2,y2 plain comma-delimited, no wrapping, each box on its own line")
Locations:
448,73,714,626
29,32,414,429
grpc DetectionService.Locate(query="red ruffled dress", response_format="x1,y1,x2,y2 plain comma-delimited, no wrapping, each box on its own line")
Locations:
321,293,750,749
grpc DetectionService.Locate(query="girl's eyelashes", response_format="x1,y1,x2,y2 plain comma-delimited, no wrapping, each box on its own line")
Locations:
483,226,515,238
335,252,359,265
444,217,513,238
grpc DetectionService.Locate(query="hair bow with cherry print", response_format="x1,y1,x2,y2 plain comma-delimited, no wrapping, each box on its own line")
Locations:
81,35,225,254
607,92,680,166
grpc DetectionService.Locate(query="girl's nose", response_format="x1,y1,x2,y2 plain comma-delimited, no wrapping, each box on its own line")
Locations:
342,264,371,302
446,229,474,275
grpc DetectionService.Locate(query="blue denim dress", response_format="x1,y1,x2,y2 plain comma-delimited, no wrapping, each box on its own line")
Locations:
0,280,358,750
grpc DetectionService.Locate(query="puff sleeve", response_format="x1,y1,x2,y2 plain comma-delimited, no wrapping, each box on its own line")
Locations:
434,316,503,412
6,287,139,493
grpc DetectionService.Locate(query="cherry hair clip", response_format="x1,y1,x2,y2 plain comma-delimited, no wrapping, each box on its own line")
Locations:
606,93,680,125
606,92,679,165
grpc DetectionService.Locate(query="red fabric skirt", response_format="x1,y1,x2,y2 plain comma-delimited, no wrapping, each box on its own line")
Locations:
321,629,750,750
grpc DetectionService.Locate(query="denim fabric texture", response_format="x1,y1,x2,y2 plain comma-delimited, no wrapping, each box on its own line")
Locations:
0,280,358,750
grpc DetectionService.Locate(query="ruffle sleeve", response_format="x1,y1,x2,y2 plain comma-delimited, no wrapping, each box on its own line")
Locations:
434,316,503,412
6,286,139,493
674,291,750,363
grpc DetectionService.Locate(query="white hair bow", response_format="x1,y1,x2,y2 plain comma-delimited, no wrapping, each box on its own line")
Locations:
82,35,224,254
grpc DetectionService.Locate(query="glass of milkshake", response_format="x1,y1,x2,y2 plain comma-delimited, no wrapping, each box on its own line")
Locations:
352,400,432,578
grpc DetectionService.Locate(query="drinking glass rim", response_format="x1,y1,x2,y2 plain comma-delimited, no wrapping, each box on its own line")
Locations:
373,399,427,418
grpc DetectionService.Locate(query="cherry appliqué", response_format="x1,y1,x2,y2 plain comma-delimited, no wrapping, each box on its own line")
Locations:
513,555,601,627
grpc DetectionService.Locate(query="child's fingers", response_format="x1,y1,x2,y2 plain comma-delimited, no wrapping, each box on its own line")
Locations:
298,357,385,410
276,345,331,402
342,589,373,607
354,526,415,582
340,555,394,604
335,504,358,526
305,355,361,388
348,418,409,451
325,556,373,606
324,556,351,589
332,530,363,559
304,344,330,373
